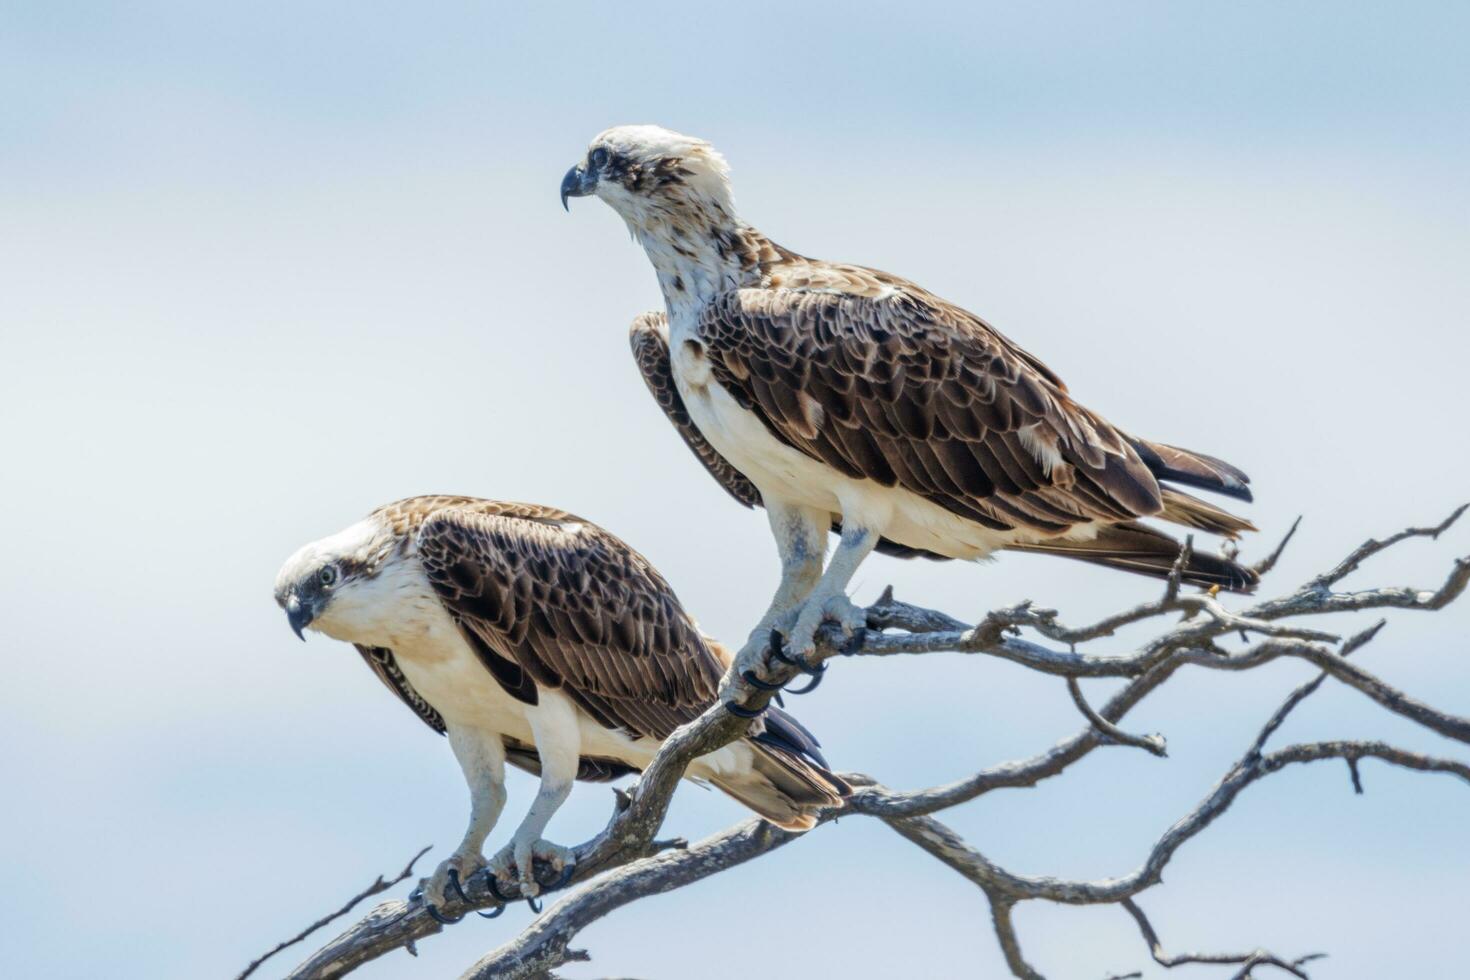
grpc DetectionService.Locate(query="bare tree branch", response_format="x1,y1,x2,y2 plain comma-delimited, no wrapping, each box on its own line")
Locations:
1315,502,1467,588
1251,516,1303,577
1245,619,1384,758
269,508,1470,979
282,833,695,979
1119,898,1324,978
865,658,1470,979
1164,533,1195,602
845,656,1187,818
989,899,1044,980
458,820,802,980
1065,676,1167,756
236,845,431,980
873,741,1470,909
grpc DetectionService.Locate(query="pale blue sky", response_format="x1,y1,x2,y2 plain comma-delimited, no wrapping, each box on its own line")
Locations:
2,3,1467,978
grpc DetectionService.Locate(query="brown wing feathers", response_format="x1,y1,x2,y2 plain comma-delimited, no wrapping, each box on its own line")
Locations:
632,261,1257,592
413,501,725,741
629,313,763,511
630,312,950,561
353,644,446,735
697,287,1168,536
401,498,845,812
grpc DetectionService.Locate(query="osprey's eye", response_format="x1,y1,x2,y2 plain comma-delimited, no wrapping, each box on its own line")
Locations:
318,565,339,588
589,147,610,171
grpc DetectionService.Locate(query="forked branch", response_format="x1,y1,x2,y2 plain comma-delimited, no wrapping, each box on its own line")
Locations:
266,506,1468,979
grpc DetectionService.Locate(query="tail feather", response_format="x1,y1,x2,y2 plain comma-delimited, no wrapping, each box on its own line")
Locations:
701,695,848,831
713,738,849,832
759,704,832,769
1160,488,1257,538
1132,438,1253,503
1011,521,1258,593
755,704,849,805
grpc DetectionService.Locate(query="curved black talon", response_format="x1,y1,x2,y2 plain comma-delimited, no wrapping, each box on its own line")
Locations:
448,869,504,919
412,879,466,924
526,895,544,914
724,699,767,719
538,862,575,892
739,670,786,707
769,647,826,694
486,874,516,904
769,647,827,694
424,901,464,925
741,669,785,691
783,667,825,695
770,647,825,675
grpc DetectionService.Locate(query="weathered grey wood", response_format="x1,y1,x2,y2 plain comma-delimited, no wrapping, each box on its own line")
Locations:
266,507,1470,980
458,820,802,980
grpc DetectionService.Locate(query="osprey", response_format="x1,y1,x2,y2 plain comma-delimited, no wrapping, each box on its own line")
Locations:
562,125,1258,679
274,496,846,911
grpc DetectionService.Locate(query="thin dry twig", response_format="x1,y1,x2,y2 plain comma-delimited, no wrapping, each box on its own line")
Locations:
1315,503,1467,588
1245,619,1386,758
1165,534,1195,602
1120,897,1325,978
1066,676,1167,756
1252,516,1303,576
236,845,431,980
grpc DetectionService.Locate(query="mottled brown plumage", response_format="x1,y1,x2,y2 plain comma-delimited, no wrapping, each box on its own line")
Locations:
363,497,720,738
338,496,846,810
630,290,1257,590
353,643,445,734
630,313,762,511
698,274,1164,532
631,313,949,561
277,492,848,901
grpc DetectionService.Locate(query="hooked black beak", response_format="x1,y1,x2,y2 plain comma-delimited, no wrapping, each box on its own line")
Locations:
560,164,596,211
285,594,314,641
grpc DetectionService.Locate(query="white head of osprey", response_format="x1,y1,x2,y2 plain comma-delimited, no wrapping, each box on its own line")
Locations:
560,124,762,311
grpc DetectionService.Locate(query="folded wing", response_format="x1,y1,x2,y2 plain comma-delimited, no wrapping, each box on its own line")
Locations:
696,285,1165,537
630,311,950,561
415,503,722,740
